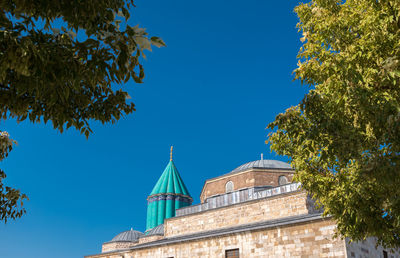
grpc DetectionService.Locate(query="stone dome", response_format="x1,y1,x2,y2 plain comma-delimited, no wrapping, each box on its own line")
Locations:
145,224,164,236
229,159,292,174
110,229,144,242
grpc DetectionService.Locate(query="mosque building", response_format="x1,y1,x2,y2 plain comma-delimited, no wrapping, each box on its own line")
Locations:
86,148,398,258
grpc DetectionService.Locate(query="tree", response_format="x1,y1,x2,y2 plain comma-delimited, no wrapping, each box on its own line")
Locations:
267,0,400,248
0,0,165,222
0,132,26,222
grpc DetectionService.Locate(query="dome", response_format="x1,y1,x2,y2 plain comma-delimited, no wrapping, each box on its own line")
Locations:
149,160,191,197
229,159,292,174
145,224,164,236
110,229,144,242
146,160,192,231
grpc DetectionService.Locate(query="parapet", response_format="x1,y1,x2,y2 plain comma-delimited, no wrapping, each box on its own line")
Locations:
177,182,301,217
166,183,320,238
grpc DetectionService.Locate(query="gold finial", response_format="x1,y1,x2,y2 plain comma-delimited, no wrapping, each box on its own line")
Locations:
170,146,173,161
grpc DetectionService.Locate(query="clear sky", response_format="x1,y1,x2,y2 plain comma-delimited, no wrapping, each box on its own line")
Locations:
0,1,309,257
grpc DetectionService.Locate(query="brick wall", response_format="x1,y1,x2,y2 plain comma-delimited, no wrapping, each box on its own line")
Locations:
200,169,294,202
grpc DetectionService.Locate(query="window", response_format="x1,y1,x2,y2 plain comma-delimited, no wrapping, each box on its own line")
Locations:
278,175,288,185
225,248,239,258
383,250,388,258
225,181,234,193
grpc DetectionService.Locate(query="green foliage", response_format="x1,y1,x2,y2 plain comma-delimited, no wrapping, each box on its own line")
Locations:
267,0,400,248
0,0,165,137
0,0,164,222
0,132,27,222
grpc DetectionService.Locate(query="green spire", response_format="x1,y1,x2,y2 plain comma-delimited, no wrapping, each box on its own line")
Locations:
149,160,190,196
146,150,192,231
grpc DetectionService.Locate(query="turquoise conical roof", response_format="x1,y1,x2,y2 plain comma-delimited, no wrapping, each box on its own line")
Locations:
149,160,190,196
146,158,192,231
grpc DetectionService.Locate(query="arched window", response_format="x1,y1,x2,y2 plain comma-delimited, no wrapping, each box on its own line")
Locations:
225,181,234,193
278,176,288,186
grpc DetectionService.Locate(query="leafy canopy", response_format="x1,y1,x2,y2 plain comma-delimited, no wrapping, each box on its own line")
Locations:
0,0,164,222
0,132,26,222
268,0,400,248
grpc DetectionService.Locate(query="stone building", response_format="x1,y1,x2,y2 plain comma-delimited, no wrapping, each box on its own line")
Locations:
86,153,398,258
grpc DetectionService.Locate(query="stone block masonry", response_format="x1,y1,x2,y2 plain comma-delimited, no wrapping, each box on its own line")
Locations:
166,191,312,238
102,242,137,253
346,237,399,258
177,183,301,217
87,218,346,258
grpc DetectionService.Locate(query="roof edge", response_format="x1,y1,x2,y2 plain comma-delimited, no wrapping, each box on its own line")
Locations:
146,193,193,201
103,239,139,244
206,167,294,183
86,213,327,257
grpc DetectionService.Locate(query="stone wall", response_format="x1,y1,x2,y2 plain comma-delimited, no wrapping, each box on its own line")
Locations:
138,235,164,244
200,169,293,202
346,238,399,258
88,218,346,258
177,183,301,217
166,191,311,238
101,242,138,253
101,236,165,253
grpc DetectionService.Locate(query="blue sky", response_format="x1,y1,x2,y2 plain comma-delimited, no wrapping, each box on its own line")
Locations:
0,1,309,257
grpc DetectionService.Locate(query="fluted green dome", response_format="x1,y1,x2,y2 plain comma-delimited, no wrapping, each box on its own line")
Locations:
146,160,192,231
149,160,191,196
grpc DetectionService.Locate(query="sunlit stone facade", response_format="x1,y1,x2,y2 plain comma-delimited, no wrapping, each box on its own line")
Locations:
85,159,398,258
